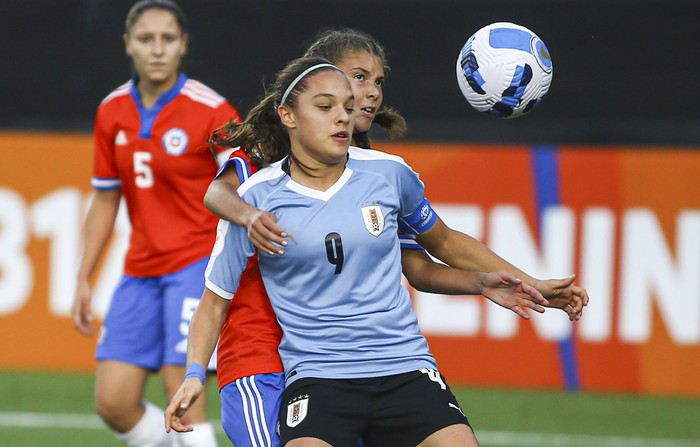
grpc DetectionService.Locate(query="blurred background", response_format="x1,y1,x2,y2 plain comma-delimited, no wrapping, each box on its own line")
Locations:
3,0,700,145
1,1,699,446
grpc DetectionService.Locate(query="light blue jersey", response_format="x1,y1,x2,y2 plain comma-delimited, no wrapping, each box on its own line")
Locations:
206,147,439,384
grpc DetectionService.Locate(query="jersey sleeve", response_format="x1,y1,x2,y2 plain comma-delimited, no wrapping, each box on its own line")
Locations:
91,104,121,190
395,163,437,235
205,218,255,299
214,148,255,183
398,232,425,250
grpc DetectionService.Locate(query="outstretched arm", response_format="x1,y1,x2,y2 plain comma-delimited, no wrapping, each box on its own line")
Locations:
401,249,547,320
204,164,287,255
414,217,588,320
165,288,229,433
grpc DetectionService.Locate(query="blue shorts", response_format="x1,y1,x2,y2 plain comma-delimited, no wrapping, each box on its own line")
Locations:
96,257,208,370
220,373,285,447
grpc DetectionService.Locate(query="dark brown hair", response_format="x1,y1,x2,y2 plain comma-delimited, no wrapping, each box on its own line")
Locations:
125,0,188,36
304,28,406,147
209,57,342,168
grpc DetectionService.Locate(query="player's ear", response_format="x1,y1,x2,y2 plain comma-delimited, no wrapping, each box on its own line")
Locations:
278,105,296,129
180,33,189,57
123,34,132,56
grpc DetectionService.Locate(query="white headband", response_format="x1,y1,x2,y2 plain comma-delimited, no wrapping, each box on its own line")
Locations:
279,63,338,106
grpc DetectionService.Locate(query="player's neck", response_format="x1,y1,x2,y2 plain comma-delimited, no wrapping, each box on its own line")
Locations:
137,75,178,109
288,153,346,192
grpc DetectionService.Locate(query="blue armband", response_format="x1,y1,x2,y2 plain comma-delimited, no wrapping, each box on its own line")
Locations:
183,363,206,385
398,197,437,235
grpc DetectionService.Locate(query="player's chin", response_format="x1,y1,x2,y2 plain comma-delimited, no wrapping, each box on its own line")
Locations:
353,117,372,135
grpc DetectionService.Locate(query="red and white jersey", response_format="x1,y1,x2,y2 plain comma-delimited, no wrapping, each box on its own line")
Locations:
215,149,284,389
93,73,240,277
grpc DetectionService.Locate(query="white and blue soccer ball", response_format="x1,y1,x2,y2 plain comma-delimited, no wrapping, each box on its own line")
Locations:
456,22,553,118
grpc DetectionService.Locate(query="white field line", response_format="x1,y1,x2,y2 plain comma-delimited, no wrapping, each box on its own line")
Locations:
0,412,697,447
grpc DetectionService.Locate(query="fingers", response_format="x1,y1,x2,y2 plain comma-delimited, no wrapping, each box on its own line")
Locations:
165,415,193,433
74,317,94,336
521,283,549,306
565,287,589,321
565,279,588,321
257,213,286,239
72,300,94,336
164,406,174,432
518,297,545,314
576,285,590,307
560,274,576,287
248,212,288,255
497,271,521,284
510,305,531,320
164,398,193,433
164,400,177,432
565,300,585,321
249,232,284,255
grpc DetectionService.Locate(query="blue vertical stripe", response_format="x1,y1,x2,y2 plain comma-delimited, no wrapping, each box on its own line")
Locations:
532,145,580,391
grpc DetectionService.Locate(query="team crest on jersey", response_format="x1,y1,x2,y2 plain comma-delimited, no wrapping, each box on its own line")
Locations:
115,130,128,146
286,395,309,427
162,128,189,155
361,205,384,236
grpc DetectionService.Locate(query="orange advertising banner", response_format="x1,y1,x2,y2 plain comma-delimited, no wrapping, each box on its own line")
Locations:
1,132,699,397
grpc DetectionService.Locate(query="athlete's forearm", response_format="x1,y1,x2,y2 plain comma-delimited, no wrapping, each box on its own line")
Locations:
416,217,538,285
77,189,121,281
401,249,484,294
203,168,261,229
187,288,229,368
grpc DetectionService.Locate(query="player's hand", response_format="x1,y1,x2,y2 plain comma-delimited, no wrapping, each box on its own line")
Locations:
164,378,204,433
247,210,288,255
72,279,94,336
533,275,589,321
481,271,549,320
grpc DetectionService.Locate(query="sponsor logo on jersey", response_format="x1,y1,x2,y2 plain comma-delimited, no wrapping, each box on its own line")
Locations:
115,130,128,146
286,394,309,427
162,128,189,155
361,205,384,236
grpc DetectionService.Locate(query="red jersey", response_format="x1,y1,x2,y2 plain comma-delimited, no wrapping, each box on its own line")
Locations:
215,149,284,390
92,74,240,277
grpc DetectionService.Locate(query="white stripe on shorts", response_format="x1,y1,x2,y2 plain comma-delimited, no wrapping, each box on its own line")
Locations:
236,375,273,446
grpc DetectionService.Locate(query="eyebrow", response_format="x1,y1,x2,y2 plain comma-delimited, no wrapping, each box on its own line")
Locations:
350,67,384,78
311,93,355,103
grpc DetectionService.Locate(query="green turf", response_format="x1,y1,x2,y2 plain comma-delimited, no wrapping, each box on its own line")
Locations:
0,370,228,446
1,370,699,446
453,386,700,440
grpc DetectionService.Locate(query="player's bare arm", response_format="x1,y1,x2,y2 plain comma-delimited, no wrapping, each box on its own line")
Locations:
165,288,230,432
401,249,548,319
204,165,288,255
72,189,121,336
415,216,588,320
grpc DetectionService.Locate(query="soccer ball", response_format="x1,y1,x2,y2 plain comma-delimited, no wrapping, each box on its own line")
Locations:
456,22,553,118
